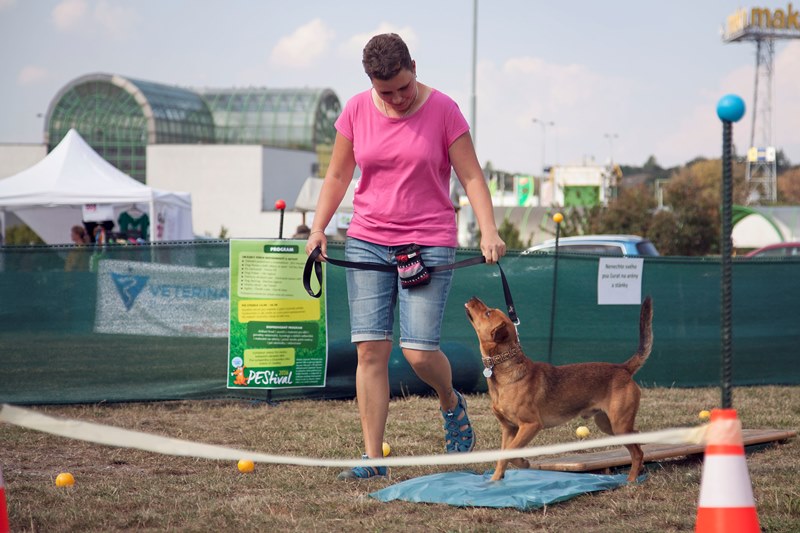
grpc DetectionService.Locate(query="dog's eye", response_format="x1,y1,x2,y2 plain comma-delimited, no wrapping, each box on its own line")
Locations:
485,311,491,317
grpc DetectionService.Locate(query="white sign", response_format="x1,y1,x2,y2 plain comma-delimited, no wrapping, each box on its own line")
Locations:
597,257,643,305
82,203,115,222
95,259,229,337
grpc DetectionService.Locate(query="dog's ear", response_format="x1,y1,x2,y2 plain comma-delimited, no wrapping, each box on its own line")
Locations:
491,322,510,344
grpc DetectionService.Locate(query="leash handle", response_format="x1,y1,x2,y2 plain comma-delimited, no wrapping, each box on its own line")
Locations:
303,246,395,298
303,247,324,298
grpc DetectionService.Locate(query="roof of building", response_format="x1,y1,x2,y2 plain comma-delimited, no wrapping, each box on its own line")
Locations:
42,73,341,183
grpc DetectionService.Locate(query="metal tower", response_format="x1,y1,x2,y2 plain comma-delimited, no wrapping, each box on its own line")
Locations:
746,38,776,203
722,5,800,203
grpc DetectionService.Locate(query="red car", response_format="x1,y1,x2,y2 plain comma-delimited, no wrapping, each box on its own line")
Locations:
744,242,800,258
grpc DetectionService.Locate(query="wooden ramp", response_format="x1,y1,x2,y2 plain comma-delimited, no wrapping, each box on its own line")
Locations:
529,429,797,474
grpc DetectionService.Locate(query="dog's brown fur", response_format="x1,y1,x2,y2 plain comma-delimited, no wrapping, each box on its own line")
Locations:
465,296,653,482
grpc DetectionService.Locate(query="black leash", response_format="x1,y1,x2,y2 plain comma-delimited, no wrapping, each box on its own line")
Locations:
303,246,519,324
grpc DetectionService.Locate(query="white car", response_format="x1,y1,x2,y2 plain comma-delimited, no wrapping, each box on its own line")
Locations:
522,235,660,257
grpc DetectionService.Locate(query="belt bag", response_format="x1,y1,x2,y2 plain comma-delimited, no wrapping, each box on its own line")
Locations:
395,243,430,289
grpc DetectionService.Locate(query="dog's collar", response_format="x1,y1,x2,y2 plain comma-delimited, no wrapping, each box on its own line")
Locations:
482,343,523,378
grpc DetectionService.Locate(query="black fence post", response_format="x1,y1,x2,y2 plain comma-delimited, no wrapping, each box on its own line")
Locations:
716,94,745,409
547,212,563,364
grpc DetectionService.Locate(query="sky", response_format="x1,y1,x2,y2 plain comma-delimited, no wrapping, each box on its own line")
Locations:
1,0,798,175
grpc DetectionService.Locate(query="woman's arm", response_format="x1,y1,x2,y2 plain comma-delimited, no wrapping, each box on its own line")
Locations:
305,132,357,257
450,132,506,263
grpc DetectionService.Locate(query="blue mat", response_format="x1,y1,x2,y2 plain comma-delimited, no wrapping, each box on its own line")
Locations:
370,469,644,510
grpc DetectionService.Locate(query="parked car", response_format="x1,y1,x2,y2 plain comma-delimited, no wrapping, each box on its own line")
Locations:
522,234,660,257
744,242,800,258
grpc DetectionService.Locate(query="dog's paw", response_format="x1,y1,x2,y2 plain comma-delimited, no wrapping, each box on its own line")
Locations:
511,458,530,470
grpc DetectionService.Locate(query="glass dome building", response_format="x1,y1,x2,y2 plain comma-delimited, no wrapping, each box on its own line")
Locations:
199,87,340,149
44,73,340,183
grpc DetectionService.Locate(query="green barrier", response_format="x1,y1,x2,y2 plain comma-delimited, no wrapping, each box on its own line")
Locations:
0,241,798,405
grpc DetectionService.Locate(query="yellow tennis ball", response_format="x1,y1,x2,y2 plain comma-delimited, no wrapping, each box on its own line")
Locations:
237,459,255,473
575,426,590,439
553,213,564,224
55,472,75,487
382,442,391,457
698,410,711,422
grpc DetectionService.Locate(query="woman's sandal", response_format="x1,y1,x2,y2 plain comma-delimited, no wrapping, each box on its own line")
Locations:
441,390,475,453
337,454,388,480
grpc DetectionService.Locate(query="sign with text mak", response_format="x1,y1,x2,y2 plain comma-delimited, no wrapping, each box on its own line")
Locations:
227,239,327,389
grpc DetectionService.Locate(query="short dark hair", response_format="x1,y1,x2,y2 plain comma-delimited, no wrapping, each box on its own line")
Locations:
362,33,413,80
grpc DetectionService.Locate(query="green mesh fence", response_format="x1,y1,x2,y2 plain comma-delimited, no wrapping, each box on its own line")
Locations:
1,241,798,405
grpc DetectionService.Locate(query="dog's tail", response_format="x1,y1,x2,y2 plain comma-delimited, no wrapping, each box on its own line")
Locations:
624,296,653,375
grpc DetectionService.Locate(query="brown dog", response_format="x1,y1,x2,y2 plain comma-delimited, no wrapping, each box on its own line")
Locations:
465,296,653,482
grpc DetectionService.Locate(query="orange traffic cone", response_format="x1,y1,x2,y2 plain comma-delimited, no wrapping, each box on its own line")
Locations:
0,466,9,533
695,408,760,532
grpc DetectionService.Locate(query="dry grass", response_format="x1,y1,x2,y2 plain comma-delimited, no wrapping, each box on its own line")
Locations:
2,386,798,532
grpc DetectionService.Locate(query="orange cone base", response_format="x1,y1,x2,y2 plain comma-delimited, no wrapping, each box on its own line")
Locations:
695,506,760,532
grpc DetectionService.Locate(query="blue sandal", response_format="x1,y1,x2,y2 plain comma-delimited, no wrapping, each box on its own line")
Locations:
441,391,475,453
337,454,388,480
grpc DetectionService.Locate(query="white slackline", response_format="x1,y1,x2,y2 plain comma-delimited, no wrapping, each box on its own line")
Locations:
0,403,708,468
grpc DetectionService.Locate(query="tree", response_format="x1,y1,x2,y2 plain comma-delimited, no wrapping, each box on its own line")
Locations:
475,217,529,250
556,158,750,256
572,207,596,236
648,158,747,255
559,186,655,239
4,224,45,245
595,185,657,235
642,155,662,173
497,218,529,249
648,209,682,255
777,167,800,204
776,148,793,170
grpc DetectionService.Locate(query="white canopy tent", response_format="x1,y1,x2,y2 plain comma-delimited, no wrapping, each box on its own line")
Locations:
293,176,355,212
293,176,356,236
732,206,797,249
0,129,193,244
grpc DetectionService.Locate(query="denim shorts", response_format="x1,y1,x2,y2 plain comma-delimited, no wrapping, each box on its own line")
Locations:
345,237,455,351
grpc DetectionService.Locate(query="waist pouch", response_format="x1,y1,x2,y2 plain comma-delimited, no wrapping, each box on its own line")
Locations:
395,244,431,289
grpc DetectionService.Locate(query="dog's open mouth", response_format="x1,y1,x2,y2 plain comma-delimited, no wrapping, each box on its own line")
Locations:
464,296,486,324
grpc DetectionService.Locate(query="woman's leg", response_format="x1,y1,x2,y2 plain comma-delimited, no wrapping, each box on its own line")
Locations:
398,245,458,410
345,238,397,466
397,246,473,451
402,348,457,411
355,340,393,458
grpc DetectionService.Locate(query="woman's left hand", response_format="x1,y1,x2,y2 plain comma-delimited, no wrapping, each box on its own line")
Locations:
481,232,506,264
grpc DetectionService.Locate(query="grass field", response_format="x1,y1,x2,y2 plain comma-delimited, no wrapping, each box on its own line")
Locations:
2,386,798,532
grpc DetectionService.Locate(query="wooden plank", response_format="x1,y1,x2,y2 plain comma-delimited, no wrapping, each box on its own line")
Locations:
528,429,797,473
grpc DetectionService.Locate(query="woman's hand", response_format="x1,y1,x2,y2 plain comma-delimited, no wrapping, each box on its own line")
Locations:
481,232,506,264
305,230,328,260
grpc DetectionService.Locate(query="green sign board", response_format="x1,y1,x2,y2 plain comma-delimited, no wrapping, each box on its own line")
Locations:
563,185,600,207
227,239,327,389
516,174,533,206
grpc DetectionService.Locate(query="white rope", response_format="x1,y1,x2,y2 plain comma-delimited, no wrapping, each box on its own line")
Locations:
0,403,708,468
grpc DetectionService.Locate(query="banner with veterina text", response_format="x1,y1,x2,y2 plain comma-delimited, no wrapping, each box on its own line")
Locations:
227,239,328,390
95,259,229,337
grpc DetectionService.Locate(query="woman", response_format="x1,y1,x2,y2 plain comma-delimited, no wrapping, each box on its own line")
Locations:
64,225,91,271
306,33,505,480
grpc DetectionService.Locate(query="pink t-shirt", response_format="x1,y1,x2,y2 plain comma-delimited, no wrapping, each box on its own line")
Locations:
335,88,470,247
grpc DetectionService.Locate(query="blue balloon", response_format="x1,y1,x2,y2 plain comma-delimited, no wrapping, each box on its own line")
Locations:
717,94,746,123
